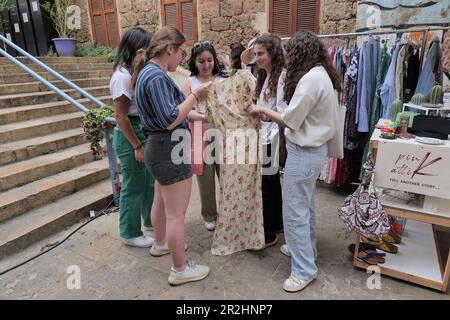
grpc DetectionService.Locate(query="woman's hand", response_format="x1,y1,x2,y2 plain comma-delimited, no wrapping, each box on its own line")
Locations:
193,81,213,101
188,110,207,121
246,105,264,116
134,145,144,163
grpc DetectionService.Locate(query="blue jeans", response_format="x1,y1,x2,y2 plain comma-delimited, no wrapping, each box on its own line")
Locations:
283,140,327,281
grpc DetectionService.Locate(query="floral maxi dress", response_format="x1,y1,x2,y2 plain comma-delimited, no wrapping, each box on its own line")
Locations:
205,70,265,255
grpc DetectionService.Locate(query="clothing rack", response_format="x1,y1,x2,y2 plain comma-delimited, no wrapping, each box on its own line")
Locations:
281,26,450,41
282,26,449,70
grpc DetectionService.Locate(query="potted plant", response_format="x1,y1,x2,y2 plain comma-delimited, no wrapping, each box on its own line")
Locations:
0,0,9,35
41,0,76,56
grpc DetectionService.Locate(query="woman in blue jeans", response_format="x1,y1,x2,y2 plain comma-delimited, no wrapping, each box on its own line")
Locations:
247,31,342,292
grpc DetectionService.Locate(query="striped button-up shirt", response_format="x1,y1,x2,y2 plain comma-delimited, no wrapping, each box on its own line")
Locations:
135,61,187,131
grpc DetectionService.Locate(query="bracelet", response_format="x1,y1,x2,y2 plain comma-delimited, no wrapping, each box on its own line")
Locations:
190,92,200,104
133,143,143,150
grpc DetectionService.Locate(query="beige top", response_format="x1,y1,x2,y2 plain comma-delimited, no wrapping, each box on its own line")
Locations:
281,66,339,147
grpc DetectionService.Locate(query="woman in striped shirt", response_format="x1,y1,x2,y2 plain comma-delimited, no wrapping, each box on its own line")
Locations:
131,27,212,286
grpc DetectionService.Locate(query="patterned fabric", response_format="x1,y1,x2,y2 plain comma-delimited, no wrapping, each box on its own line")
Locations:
443,32,450,72
338,153,390,239
135,61,188,130
205,69,265,255
343,49,360,150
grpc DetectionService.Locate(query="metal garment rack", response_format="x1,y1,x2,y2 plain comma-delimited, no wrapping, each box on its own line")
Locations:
282,26,449,71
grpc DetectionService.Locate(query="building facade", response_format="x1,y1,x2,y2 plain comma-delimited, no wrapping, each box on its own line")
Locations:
74,0,358,53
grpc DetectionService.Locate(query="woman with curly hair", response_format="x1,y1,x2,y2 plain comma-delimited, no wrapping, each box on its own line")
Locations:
250,34,286,249
247,31,342,292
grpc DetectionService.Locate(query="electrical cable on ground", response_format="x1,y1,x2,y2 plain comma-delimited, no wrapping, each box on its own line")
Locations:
0,198,119,277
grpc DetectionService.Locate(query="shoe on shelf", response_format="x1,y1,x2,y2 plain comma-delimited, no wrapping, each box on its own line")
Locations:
149,242,188,257
168,261,210,286
248,235,278,251
122,235,154,248
204,221,216,231
282,275,315,292
143,225,154,231
280,244,291,257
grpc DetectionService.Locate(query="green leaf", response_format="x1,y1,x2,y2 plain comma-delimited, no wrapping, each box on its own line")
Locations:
81,105,115,159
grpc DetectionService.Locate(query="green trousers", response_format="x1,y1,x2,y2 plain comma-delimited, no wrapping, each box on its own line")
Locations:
112,116,154,239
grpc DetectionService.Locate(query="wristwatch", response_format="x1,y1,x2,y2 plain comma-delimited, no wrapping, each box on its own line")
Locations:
133,143,143,150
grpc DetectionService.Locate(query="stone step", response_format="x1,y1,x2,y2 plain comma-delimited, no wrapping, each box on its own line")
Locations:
0,56,110,65
0,95,112,125
0,62,114,74
0,69,112,84
0,158,110,224
0,143,98,191
0,77,110,95
0,112,84,144
0,179,112,258
0,128,86,166
0,85,110,109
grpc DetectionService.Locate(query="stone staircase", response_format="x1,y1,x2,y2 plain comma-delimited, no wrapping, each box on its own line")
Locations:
0,56,115,258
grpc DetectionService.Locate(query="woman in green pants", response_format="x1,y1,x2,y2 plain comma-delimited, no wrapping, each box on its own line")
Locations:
110,27,154,247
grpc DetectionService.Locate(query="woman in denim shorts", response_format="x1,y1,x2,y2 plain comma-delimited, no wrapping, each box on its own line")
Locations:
132,26,212,286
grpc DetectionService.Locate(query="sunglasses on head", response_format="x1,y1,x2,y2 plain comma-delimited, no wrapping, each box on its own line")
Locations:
193,40,212,51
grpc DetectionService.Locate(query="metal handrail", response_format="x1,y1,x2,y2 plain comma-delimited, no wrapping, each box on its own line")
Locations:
0,34,105,108
0,37,119,206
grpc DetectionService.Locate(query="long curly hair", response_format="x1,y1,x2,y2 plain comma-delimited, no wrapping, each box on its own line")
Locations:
254,35,285,101
283,31,343,104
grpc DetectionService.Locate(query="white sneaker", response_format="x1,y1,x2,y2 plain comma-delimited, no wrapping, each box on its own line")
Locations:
168,261,210,286
149,242,188,257
204,221,215,231
280,244,291,257
282,275,315,292
122,235,154,248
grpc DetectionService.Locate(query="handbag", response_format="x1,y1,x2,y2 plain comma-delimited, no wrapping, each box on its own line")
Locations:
338,153,391,239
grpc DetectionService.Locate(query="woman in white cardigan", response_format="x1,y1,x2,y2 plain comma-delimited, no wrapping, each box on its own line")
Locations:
247,31,342,293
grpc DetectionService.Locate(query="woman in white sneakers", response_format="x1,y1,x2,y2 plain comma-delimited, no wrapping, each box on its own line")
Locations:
247,31,342,292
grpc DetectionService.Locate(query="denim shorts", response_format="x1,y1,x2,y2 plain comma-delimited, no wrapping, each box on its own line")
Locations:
144,131,192,186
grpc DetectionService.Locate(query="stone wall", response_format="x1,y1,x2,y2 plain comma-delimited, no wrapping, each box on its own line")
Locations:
71,0,93,48
320,0,357,35
199,0,267,54
117,0,161,36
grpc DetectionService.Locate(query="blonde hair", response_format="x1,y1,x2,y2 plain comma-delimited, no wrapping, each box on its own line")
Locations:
131,26,186,89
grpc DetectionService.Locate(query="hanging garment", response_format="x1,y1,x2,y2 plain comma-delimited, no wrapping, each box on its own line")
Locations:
415,37,442,97
404,46,420,102
380,41,402,119
359,45,391,180
395,43,408,101
343,48,360,150
442,31,450,73
205,69,265,256
356,36,380,133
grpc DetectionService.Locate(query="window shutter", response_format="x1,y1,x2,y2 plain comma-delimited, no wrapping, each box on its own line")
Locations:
270,0,291,37
163,2,178,28
181,0,196,41
296,0,320,34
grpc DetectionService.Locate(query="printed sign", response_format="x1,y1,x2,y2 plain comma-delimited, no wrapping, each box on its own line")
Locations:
374,141,450,199
32,1,39,12
22,13,28,23
14,23,20,33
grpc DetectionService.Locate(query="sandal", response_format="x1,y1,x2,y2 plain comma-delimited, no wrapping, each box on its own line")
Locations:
382,231,401,244
357,251,385,265
349,243,386,264
363,239,398,254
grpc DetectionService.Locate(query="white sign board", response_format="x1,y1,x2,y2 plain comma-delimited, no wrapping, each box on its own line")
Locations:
374,141,450,199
